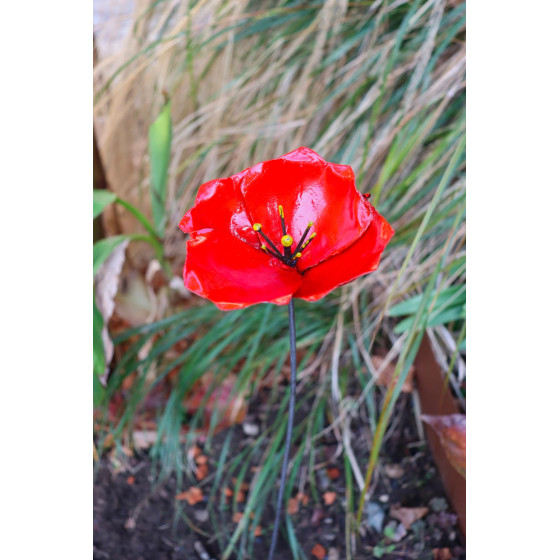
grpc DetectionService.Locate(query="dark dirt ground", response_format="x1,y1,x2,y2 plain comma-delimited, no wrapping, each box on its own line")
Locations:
94,392,465,560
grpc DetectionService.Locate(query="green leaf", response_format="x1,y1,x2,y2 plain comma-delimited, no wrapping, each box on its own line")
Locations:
384,524,395,539
93,295,105,377
388,285,465,317
148,100,172,237
93,190,117,219
93,235,129,277
93,371,105,407
394,303,466,334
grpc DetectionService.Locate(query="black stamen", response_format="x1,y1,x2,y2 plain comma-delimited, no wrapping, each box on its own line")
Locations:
299,234,317,258
253,223,286,262
279,206,287,236
252,208,317,269
289,232,317,266
259,231,285,261
278,206,292,260
292,222,313,257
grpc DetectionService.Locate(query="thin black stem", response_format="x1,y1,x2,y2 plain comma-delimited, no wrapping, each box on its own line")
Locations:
268,299,297,560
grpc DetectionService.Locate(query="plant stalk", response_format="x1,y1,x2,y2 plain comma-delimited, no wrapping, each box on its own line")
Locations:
268,298,297,560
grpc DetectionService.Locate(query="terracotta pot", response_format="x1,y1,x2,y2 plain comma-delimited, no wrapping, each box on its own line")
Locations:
414,335,466,536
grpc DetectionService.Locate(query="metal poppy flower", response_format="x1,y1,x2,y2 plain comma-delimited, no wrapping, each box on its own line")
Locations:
179,147,394,310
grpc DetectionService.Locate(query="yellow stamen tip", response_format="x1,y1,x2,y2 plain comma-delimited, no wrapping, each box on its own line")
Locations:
308,221,313,227
281,234,293,247
310,232,317,238
295,252,302,258
253,223,262,231
278,205,284,218
261,244,267,251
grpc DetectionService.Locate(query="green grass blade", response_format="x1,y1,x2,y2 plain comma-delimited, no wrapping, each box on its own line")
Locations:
93,189,116,219
148,99,172,237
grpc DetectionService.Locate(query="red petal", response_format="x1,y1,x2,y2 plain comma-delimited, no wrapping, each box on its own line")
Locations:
237,147,374,268
184,229,302,310
179,177,257,247
294,209,394,301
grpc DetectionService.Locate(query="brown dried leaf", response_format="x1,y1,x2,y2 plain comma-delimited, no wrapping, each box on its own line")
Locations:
432,548,452,560
372,355,415,393
422,414,466,478
253,525,262,537
183,373,248,434
311,543,327,559
232,512,244,523
95,239,129,384
114,269,155,327
389,506,429,530
126,476,135,485
195,463,209,481
287,497,299,515
323,491,336,506
102,433,114,450
326,467,341,480
175,487,204,506
297,492,309,506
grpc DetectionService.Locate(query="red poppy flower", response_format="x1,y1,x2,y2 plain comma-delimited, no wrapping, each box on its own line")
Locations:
179,147,394,310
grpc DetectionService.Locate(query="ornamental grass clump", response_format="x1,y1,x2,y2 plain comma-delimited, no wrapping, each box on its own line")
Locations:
179,147,393,558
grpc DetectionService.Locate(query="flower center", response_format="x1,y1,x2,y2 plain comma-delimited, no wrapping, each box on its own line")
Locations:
252,206,317,268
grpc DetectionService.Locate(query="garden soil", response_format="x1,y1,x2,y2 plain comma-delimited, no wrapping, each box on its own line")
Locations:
94,394,465,560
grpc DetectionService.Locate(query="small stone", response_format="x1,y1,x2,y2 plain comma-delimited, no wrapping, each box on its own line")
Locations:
411,519,426,538
323,532,336,542
124,517,136,531
194,509,209,523
311,507,324,526
384,463,405,478
365,502,385,533
379,494,389,503
324,517,334,525
327,548,339,560
393,522,407,542
429,497,448,512
242,422,259,437
384,520,406,542
318,470,330,490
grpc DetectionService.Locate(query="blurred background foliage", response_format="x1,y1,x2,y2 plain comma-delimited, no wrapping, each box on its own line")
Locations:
93,0,465,555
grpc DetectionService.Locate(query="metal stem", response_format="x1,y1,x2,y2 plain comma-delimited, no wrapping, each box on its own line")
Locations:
267,298,297,560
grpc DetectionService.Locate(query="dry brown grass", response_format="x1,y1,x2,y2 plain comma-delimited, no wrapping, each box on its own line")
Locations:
94,0,465,269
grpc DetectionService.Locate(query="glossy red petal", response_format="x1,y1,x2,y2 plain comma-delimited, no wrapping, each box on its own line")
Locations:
294,209,394,302
184,229,302,310
237,147,373,268
179,177,257,246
